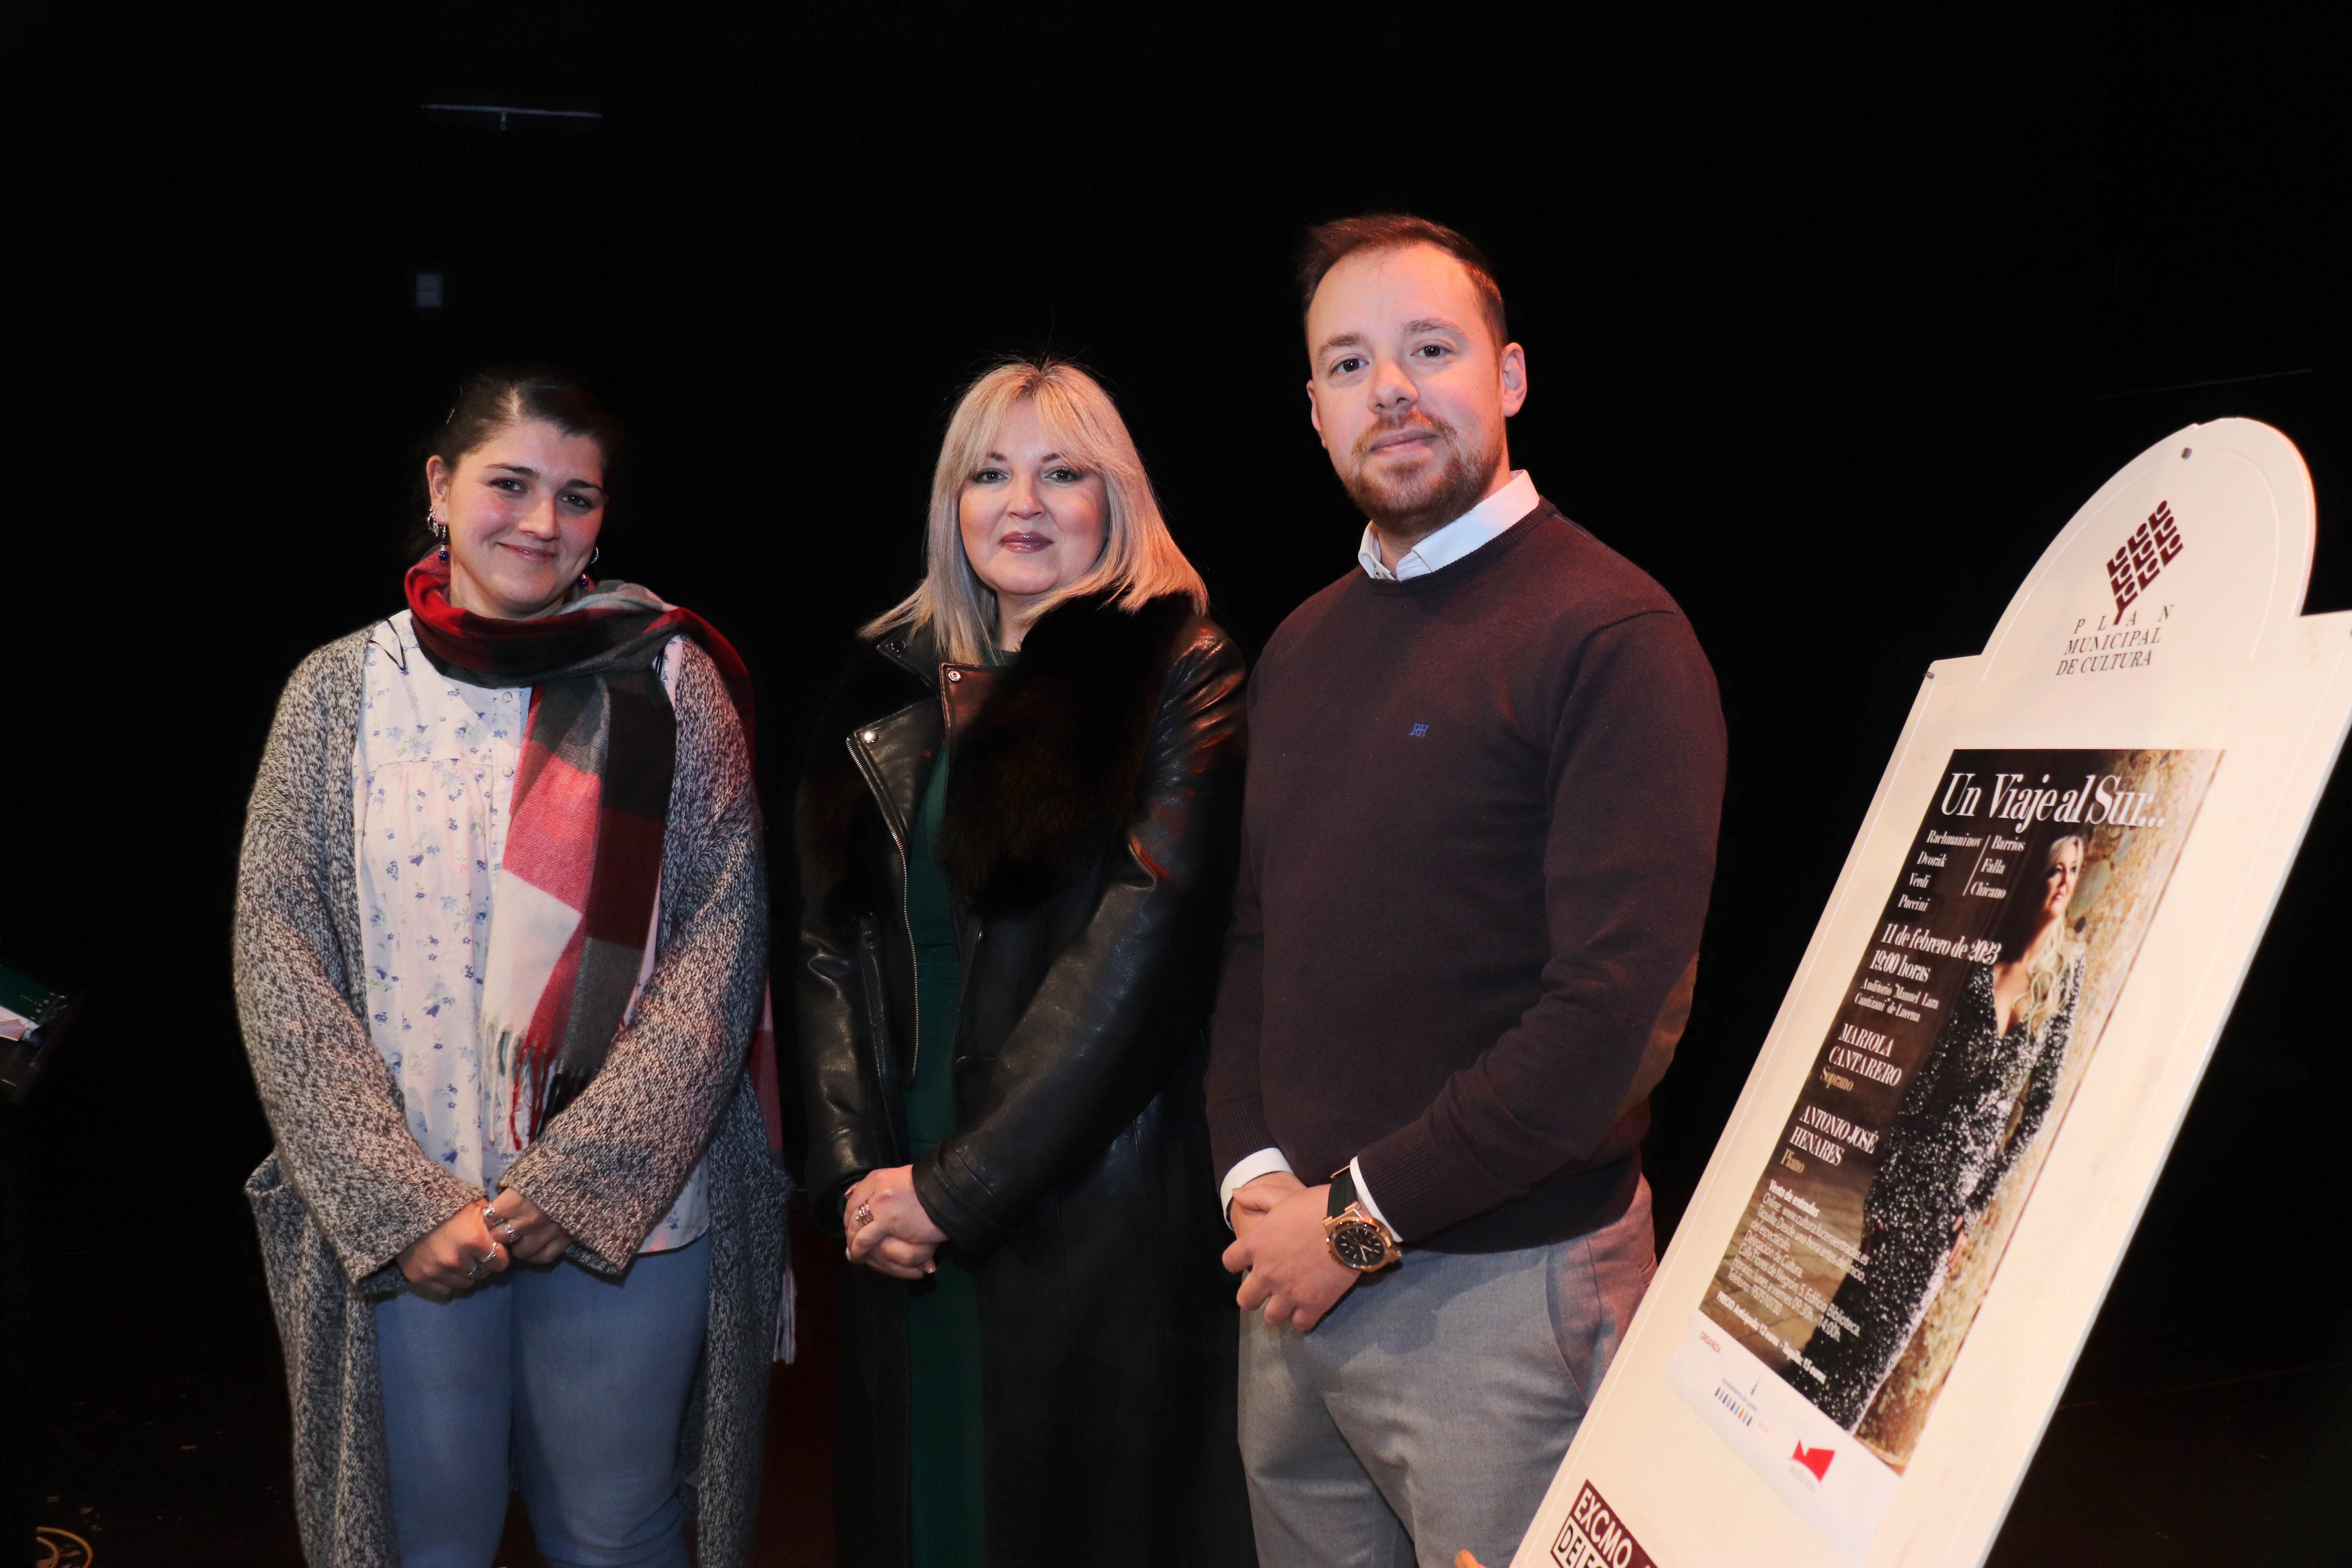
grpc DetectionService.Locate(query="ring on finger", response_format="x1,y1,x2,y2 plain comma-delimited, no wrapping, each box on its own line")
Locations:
853,1202,875,1230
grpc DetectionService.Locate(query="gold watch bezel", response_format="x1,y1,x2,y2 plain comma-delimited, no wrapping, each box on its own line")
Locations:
1324,1204,1402,1272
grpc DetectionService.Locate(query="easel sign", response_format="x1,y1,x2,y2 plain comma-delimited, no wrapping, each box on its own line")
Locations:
1513,420,2352,1568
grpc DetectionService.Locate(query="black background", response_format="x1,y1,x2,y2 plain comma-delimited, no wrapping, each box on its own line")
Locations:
4,3,2348,1563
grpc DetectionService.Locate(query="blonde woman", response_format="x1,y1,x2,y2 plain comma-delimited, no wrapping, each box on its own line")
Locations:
796,359,1254,1567
1811,833,2087,1429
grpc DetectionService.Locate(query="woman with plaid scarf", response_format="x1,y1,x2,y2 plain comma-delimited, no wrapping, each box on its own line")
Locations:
234,370,786,1568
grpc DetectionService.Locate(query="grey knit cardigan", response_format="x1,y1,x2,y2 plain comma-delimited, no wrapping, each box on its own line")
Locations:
233,624,788,1567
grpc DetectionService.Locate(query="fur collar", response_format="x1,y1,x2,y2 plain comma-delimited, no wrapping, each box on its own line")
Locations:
797,592,1199,912
940,592,1197,909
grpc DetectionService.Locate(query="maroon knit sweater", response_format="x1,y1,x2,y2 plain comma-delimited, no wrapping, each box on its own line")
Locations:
1206,501,1726,1251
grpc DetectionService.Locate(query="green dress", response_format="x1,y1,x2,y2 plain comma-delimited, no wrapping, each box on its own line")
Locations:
903,748,986,1566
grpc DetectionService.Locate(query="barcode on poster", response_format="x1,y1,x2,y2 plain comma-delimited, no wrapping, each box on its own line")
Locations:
1552,1481,1658,1568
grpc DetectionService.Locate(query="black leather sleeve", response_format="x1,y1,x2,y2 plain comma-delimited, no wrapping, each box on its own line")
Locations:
913,622,1246,1257
795,803,893,1233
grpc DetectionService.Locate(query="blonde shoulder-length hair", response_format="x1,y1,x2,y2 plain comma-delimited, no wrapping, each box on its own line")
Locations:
2006,834,2087,1038
861,359,1209,666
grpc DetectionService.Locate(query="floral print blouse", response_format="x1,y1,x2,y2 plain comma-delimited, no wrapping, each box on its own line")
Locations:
352,611,708,1255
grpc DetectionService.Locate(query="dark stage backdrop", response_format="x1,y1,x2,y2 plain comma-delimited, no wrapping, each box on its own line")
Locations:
4,4,2347,1563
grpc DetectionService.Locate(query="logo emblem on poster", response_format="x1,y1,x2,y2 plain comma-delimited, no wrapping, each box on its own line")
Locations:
1552,1481,1658,1568
1710,1377,1763,1429
2106,500,2184,617
1790,1442,1836,1485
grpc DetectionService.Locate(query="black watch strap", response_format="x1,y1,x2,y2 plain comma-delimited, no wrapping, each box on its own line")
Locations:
1328,1165,1358,1220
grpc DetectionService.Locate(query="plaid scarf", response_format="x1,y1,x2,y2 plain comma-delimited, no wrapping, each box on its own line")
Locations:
404,554,780,1154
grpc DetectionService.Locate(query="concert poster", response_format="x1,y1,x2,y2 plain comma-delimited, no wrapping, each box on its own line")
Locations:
1664,747,2219,1560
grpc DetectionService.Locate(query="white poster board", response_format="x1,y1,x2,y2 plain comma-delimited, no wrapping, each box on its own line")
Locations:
1516,419,2352,1568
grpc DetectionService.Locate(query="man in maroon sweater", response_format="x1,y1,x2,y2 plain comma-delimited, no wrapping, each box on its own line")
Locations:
1209,215,1726,1568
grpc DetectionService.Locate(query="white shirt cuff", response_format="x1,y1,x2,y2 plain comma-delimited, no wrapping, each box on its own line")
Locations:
1347,1156,1394,1233
1219,1148,1296,1229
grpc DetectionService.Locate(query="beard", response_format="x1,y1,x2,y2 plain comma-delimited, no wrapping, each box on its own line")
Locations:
1338,410,1503,542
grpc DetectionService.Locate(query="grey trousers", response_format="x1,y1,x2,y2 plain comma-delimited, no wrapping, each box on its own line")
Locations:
1238,1181,1656,1568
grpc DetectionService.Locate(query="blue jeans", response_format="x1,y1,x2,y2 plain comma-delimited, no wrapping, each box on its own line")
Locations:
374,1238,711,1568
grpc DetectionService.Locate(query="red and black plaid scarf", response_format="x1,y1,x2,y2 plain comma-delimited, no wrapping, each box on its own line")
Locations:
405,554,781,1154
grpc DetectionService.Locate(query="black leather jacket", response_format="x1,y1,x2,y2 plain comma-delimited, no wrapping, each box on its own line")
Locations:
794,591,1254,1568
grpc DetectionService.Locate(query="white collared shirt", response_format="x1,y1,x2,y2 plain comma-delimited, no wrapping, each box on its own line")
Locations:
1220,470,1543,1236
1354,469,1539,582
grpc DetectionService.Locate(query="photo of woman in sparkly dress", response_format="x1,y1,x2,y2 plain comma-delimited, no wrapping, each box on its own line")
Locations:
1809,833,2087,1430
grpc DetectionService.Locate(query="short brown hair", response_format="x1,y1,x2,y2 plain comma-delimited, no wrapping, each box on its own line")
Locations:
1298,213,1508,352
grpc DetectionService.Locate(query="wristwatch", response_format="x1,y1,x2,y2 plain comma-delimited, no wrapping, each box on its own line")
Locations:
1325,1166,1402,1273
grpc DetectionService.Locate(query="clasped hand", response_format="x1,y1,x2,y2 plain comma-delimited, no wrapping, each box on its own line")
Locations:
397,1189,573,1301
1221,1172,1361,1332
844,1164,950,1280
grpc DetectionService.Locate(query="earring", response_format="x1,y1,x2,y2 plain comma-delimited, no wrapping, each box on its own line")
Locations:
428,513,449,561
590,546,601,564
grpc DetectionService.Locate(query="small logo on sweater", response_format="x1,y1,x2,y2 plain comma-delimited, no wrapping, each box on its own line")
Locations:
1408,722,1430,738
